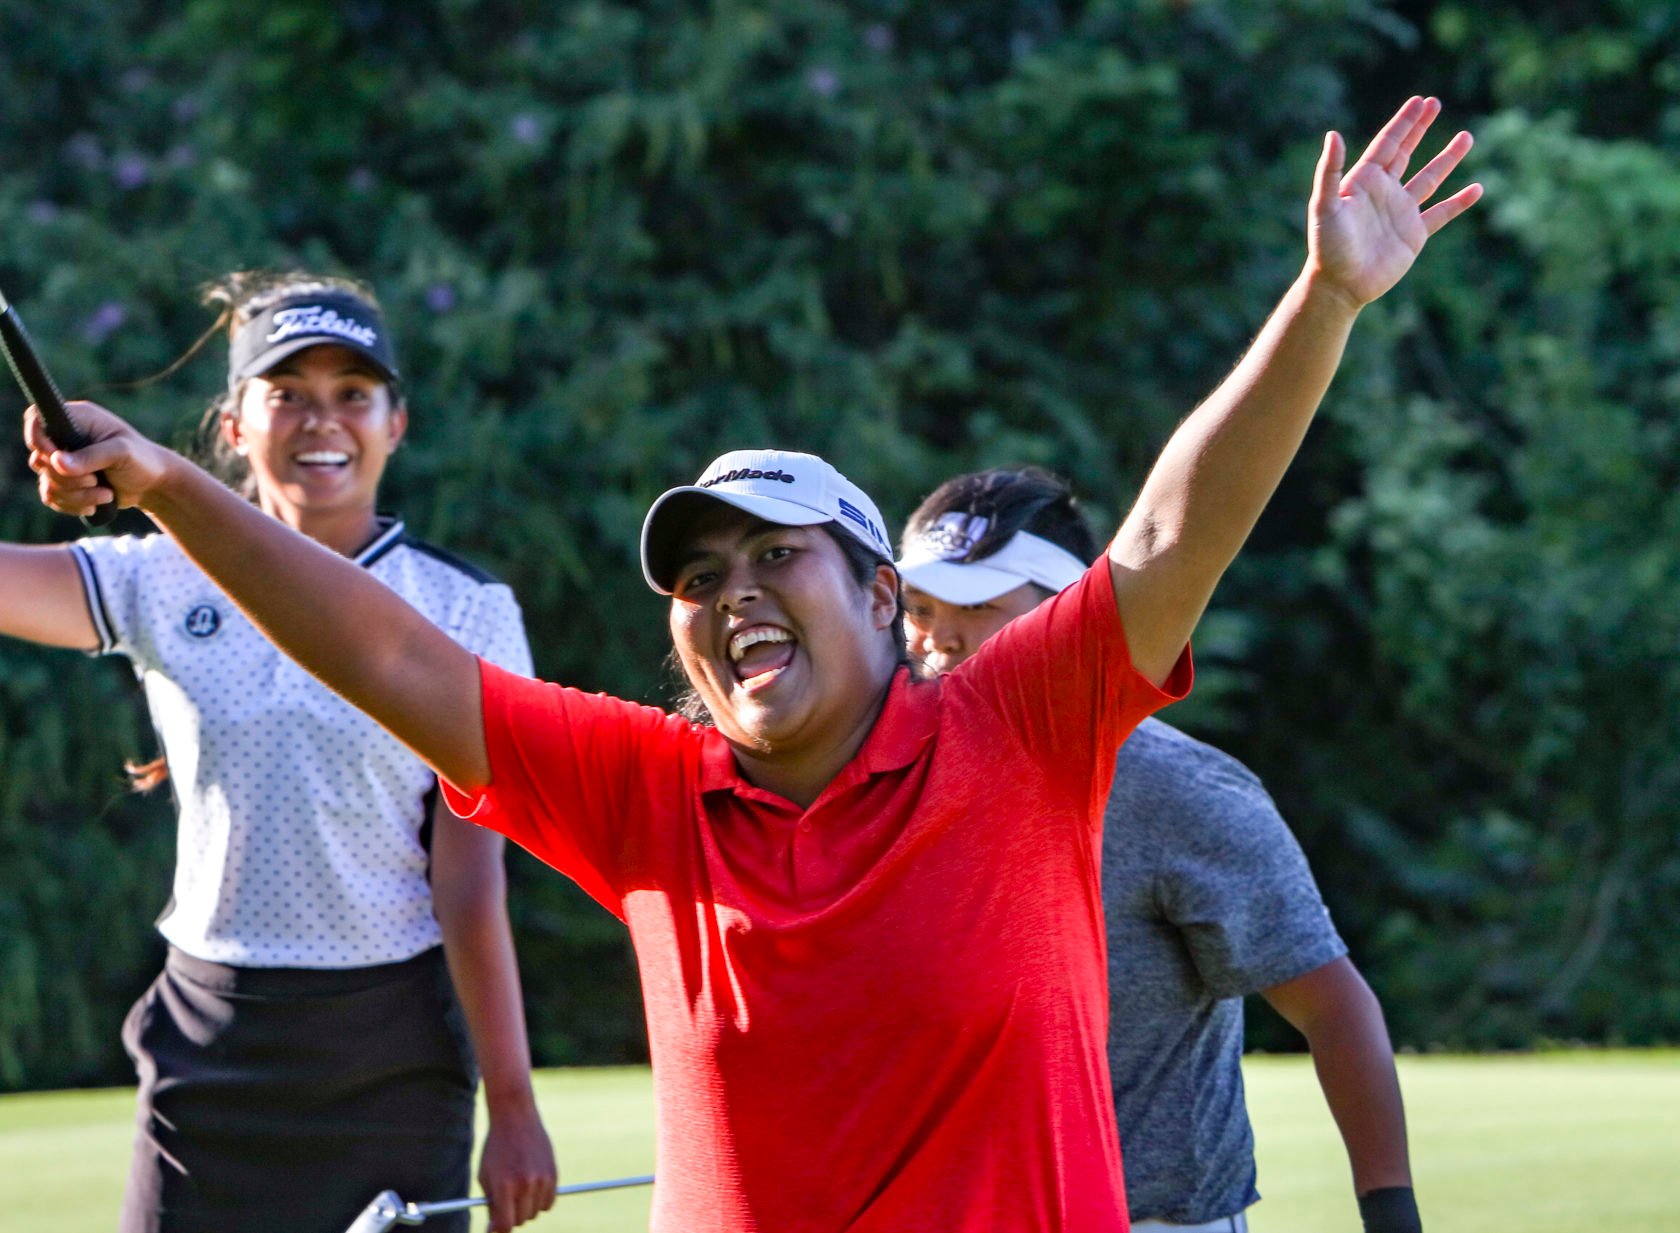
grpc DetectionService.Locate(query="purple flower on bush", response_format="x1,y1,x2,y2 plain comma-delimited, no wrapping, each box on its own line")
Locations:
807,67,840,99
82,302,127,345
27,200,60,225
120,67,153,94
347,166,378,194
425,283,458,314
165,144,198,170
112,154,150,190
171,94,204,123
865,24,894,53
510,113,542,145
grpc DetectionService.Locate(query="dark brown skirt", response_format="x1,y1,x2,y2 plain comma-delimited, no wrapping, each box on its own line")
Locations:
119,945,476,1233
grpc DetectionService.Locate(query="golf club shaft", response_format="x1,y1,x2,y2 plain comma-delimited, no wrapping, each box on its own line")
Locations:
406,1174,655,1220
0,289,117,526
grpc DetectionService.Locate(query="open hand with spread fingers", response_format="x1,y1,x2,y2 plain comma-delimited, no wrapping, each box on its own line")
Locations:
1309,95,1483,310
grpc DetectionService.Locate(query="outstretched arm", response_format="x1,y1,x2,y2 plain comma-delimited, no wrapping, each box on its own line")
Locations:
0,544,97,650
1112,96,1482,684
28,403,492,788
1264,956,1420,1231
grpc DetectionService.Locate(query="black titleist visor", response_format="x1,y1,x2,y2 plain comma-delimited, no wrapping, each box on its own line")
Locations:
228,291,398,385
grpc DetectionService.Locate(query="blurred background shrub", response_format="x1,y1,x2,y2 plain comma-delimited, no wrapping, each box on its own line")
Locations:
3,0,1678,1087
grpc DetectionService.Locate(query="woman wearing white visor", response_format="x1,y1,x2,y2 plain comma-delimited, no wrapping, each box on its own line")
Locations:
899,467,1420,1233
897,472,1092,675
29,98,1475,1231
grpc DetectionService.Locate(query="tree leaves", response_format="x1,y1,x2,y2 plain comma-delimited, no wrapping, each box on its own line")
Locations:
5,1,1680,1085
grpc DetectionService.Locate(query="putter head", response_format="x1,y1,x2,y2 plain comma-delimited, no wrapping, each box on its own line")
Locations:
342,1190,406,1233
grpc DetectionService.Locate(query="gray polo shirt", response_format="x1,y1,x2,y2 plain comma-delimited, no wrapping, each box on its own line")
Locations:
1104,718,1345,1224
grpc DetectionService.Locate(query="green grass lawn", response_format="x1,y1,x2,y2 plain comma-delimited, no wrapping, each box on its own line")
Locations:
1,1051,1674,1232
1245,1050,1679,1232
0,1067,657,1233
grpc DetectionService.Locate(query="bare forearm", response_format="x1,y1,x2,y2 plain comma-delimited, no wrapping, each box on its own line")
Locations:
432,809,557,1230
435,867,539,1110
1267,962,1422,1233
144,458,487,785
1264,958,1413,1195
1298,981,1413,1193
1122,270,1357,574
1111,269,1359,680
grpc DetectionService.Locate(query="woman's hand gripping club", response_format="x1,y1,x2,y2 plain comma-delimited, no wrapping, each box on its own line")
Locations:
26,398,174,519
1,289,121,526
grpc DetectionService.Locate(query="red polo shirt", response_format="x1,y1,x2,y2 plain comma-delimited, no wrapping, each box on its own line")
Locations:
444,560,1190,1232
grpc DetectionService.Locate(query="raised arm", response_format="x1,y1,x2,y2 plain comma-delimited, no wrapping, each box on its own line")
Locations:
1112,96,1482,684
0,543,98,650
28,401,492,789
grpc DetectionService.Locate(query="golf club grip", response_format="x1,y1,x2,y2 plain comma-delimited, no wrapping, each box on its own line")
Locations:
0,300,118,527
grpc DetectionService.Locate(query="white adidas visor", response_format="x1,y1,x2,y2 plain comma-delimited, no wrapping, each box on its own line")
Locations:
897,512,1089,604
641,448,894,594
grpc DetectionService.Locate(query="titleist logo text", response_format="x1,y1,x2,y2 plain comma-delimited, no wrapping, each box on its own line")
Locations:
266,305,379,347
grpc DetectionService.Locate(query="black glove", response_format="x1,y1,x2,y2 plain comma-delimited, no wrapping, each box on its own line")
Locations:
1359,1186,1421,1233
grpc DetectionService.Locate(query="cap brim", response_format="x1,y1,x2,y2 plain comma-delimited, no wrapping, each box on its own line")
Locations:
641,487,833,594
234,336,397,384
897,558,1031,604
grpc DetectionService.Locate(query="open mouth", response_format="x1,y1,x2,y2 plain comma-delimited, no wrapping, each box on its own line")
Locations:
728,625,796,691
293,450,352,471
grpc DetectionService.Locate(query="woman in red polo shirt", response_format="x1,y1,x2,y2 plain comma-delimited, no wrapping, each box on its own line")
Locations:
28,99,1477,1231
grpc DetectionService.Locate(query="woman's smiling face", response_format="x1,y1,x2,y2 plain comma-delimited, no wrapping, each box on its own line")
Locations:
667,506,900,775
224,343,404,523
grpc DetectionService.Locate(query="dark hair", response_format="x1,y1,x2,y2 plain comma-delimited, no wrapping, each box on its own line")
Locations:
192,271,400,501
902,467,1098,589
666,521,909,724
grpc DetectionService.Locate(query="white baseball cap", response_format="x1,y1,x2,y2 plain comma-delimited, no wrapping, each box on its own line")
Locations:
641,448,894,594
896,511,1089,604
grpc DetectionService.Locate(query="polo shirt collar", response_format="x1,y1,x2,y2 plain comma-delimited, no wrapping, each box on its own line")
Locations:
355,517,405,567
857,666,939,773
699,666,939,797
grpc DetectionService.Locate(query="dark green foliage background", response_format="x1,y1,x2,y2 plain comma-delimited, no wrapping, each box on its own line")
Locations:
3,0,1677,1089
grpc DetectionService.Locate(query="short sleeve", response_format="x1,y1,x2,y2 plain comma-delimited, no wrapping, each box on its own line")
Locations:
70,534,154,661
950,558,1192,816
440,659,696,918
460,584,534,677
1141,743,1346,997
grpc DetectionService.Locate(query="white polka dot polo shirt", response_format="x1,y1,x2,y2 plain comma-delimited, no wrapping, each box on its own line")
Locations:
72,519,533,969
